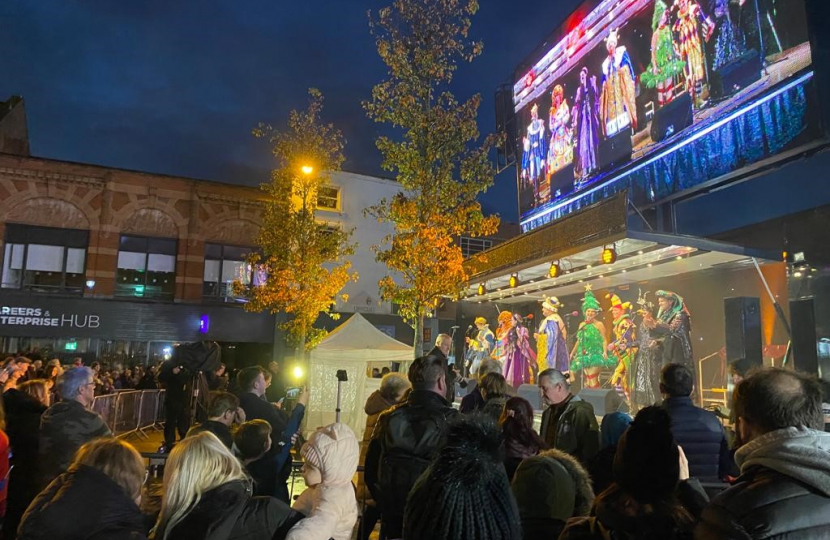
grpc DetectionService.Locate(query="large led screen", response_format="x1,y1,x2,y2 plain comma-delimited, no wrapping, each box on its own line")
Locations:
514,0,814,226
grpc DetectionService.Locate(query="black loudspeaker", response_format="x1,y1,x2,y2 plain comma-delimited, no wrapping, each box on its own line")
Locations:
517,383,542,411
724,297,763,374
710,49,762,99
598,128,633,171
650,92,693,142
790,298,819,374
576,388,612,417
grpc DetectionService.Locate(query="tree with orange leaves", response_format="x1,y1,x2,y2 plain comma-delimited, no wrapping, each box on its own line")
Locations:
240,89,357,357
364,0,500,357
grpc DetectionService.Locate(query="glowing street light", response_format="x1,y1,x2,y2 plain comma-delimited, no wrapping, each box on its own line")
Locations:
301,165,314,175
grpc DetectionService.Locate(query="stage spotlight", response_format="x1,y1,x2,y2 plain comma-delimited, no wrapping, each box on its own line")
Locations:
601,246,617,265
477,283,486,295
549,262,561,278
508,274,519,288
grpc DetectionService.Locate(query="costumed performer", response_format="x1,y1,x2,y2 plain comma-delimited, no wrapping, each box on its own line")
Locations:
573,67,600,185
503,313,536,388
673,0,715,106
548,85,573,175
630,291,662,410
711,0,745,71
525,104,547,203
599,28,638,139
534,296,569,379
570,285,612,389
640,0,686,106
643,290,694,374
606,294,638,400
492,310,513,366
465,317,495,376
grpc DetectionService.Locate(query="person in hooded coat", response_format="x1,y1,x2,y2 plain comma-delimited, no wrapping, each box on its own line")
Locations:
511,449,595,540
152,431,303,540
287,423,359,540
18,438,149,540
499,397,547,481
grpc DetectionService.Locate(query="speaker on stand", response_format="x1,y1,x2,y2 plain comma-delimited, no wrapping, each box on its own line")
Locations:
790,298,819,375
724,297,763,376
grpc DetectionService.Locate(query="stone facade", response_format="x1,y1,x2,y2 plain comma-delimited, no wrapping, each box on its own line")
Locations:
0,153,267,303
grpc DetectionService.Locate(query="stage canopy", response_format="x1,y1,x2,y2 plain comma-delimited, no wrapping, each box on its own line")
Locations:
305,313,413,438
463,192,780,305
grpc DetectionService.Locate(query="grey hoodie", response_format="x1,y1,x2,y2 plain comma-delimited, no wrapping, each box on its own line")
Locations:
735,426,830,496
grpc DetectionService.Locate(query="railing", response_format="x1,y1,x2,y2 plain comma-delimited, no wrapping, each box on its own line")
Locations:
92,389,166,439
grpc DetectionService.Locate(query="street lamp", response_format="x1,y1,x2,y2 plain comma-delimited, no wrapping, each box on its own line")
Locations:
301,165,314,175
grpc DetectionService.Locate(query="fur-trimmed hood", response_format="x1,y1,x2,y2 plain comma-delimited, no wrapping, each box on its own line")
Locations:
538,448,595,515
512,448,595,522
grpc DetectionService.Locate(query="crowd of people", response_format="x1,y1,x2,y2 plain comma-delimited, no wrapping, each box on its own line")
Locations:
0,347,828,540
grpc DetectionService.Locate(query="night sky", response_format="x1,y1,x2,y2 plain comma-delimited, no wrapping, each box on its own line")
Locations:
1,0,581,222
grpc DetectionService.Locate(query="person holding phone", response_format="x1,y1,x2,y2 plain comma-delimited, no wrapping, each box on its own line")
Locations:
186,392,246,449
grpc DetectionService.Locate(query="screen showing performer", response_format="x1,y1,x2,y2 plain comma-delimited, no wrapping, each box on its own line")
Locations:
513,0,814,220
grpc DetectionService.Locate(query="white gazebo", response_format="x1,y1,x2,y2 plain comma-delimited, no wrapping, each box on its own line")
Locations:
305,313,413,438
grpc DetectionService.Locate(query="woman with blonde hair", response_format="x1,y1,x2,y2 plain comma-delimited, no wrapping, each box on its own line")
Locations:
152,431,302,540
18,438,148,540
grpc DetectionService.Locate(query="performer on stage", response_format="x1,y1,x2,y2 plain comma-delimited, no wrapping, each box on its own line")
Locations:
673,0,715,106
606,294,638,400
641,0,686,106
524,104,547,203
548,85,573,175
572,67,600,184
503,313,536,388
465,317,495,376
570,285,611,389
643,290,694,371
535,297,569,378
492,310,514,365
711,0,746,71
599,28,638,139
631,291,662,410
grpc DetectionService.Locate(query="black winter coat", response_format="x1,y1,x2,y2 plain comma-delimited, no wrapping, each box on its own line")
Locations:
662,397,731,481
540,395,600,466
364,389,458,539
695,465,830,540
18,466,148,540
161,480,303,540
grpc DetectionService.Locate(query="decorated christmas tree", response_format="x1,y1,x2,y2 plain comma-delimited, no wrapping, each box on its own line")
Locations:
640,0,686,90
570,285,611,372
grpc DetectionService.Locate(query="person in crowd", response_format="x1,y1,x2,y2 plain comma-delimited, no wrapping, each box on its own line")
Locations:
206,363,229,392
426,333,462,403
31,360,43,379
371,368,381,379
287,423,359,540
187,391,245,449
237,366,307,502
0,399,8,522
3,380,50,539
588,390,632,495
381,367,391,376
538,368,600,466
2,358,29,392
480,372,511,421
559,406,706,540
459,358,503,413
135,366,158,390
18,438,148,540
696,368,830,539
234,419,272,465
512,449,595,540
152,431,303,540
500,396,547,481
266,360,286,403
403,415,521,540
39,366,112,485
661,363,731,481
71,358,83,368
357,372,410,540
158,358,191,450
364,354,458,540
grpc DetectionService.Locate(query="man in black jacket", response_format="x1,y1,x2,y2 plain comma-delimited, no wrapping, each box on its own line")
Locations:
696,368,830,539
158,358,191,449
538,369,599,466
186,391,244,449
364,354,458,540
660,363,731,481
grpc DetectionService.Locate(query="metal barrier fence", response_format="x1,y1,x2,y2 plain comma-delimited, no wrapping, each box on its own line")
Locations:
92,389,166,439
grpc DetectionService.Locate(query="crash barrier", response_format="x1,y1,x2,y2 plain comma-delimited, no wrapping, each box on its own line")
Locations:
92,389,166,439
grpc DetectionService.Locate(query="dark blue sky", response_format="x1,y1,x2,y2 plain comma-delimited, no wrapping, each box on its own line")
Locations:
1,0,581,222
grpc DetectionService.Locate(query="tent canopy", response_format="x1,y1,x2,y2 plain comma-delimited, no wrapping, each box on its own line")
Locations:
305,314,413,438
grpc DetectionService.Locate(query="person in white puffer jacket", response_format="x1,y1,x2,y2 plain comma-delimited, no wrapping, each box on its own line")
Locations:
287,422,359,540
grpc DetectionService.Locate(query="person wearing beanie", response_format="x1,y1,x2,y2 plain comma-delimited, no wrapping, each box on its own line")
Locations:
287,423,359,540
560,406,706,540
403,415,521,540
512,449,595,540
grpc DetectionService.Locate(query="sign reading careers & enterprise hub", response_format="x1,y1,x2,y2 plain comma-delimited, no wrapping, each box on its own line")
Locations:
0,305,100,330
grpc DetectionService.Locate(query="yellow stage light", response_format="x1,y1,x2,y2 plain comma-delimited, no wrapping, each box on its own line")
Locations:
477,283,486,295
292,365,304,380
601,246,617,265
508,274,519,288
549,262,561,278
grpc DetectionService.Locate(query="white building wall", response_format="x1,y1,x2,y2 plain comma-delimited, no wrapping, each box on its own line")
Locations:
315,171,402,315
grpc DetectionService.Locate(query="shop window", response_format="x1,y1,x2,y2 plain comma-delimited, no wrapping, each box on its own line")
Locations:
116,235,177,301
317,185,340,211
459,236,493,259
1,224,89,294
203,243,255,301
